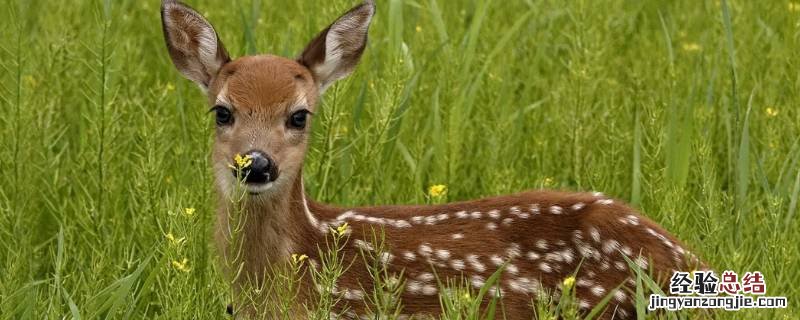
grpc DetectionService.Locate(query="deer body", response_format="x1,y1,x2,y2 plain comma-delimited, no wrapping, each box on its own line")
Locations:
161,1,703,319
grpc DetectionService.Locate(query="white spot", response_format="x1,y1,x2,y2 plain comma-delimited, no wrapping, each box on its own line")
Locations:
402,251,416,261
411,216,423,224
536,239,548,250
502,218,514,226
506,264,519,274
406,280,422,294
435,249,451,260
614,290,627,302
488,209,501,219
417,272,435,282
490,254,504,266
602,239,621,254
529,204,540,215
526,251,540,260
466,254,486,272
588,227,601,243
549,205,563,214
354,239,373,251
336,210,356,220
597,199,614,205
573,230,584,240
421,284,437,295
539,262,552,273
544,252,563,263
451,233,464,240
625,214,639,225
506,243,522,258
591,286,606,296
379,252,394,265
343,289,364,300
470,211,482,219
614,261,626,270
424,216,438,225
470,275,485,288
394,220,411,228
450,259,465,271
455,211,468,218
577,279,594,287
418,243,433,256
486,222,498,230
635,256,649,269
571,202,586,211
437,213,449,221
600,260,610,270
579,299,591,309
621,246,633,256
559,248,575,263
488,286,503,297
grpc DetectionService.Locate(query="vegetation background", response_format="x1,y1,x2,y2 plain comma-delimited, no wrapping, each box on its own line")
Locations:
0,0,797,318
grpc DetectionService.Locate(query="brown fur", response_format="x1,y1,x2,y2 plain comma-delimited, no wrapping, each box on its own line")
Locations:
160,1,705,319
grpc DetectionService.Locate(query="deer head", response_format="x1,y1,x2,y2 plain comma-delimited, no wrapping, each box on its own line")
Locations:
161,0,374,198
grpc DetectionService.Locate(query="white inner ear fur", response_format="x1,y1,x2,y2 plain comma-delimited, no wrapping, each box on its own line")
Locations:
315,4,374,92
163,3,222,87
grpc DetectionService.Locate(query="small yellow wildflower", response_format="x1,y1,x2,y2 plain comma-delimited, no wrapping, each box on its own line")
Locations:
171,258,191,272
682,42,701,52
562,276,576,289
428,184,447,198
415,25,422,33
166,82,175,91
789,2,800,11
291,253,308,264
165,232,186,246
183,207,196,217
765,107,779,117
229,153,254,170
335,223,350,236
544,177,554,186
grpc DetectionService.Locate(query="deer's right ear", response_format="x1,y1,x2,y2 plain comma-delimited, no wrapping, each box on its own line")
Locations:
161,0,230,90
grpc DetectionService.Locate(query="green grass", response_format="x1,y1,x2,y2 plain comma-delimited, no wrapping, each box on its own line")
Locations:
1,0,798,318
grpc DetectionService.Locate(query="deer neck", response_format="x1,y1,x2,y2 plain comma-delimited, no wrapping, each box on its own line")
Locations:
216,171,324,279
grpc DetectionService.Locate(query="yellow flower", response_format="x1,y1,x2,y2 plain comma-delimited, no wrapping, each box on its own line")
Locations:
415,25,422,33
229,153,254,170
562,276,576,289
166,82,175,91
171,258,191,272
544,177,554,186
291,253,308,264
789,2,800,11
183,207,196,217
335,223,349,236
428,184,447,198
766,107,779,117
165,232,186,246
681,42,702,52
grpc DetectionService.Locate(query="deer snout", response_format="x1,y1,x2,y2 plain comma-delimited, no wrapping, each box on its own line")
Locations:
233,150,279,184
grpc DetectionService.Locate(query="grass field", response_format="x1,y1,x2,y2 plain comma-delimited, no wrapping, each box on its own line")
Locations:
1,0,798,318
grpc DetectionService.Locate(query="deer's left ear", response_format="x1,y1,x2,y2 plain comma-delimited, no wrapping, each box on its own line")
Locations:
298,0,375,92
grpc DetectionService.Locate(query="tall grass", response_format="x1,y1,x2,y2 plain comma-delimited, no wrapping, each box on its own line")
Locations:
0,0,798,319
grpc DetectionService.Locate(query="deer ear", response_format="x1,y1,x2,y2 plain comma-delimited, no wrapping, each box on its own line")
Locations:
298,0,375,92
161,0,230,90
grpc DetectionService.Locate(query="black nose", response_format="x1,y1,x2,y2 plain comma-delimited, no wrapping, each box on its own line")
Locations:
232,150,278,184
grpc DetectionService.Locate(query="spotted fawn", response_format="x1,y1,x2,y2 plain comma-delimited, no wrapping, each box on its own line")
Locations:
161,0,705,318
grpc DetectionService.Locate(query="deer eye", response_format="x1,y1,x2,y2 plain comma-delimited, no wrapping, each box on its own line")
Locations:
287,109,311,129
212,105,233,126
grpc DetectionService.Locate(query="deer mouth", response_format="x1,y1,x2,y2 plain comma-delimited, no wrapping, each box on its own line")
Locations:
245,181,275,195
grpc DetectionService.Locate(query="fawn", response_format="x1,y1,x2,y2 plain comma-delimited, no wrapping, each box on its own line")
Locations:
161,0,704,318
